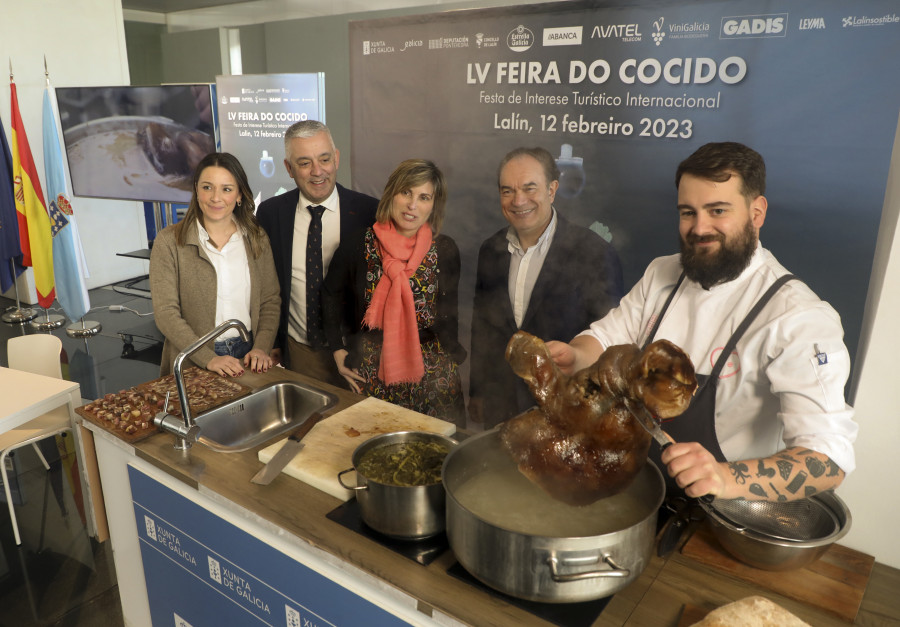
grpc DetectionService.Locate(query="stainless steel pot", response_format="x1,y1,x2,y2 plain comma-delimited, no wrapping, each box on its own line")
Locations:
337,431,456,540
443,428,664,603
705,491,851,571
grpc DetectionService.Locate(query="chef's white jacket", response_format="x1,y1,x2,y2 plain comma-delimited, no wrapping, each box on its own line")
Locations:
581,243,858,473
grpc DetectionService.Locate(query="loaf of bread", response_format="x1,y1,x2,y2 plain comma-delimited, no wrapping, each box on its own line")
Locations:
690,596,811,626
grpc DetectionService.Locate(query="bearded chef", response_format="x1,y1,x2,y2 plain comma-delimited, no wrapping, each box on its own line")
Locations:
548,142,858,501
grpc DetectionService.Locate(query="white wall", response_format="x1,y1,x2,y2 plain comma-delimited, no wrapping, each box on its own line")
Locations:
840,113,900,568
0,0,148,307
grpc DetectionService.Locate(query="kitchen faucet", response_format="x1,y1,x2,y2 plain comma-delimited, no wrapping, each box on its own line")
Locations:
154,319,251,450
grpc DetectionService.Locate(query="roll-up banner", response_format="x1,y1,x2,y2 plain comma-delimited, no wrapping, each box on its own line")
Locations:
217,73,326,205
349,0,900,368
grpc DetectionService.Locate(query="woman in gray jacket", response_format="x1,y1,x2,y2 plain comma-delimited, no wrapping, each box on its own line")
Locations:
150,152,280,377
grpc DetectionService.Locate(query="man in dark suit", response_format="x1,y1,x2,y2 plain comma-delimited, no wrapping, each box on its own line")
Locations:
469,147,624,428
257,120,377,385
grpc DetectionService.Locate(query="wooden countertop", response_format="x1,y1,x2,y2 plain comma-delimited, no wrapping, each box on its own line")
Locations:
123,368,899,627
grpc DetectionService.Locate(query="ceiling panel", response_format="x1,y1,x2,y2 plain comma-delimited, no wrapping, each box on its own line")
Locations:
121,0,254,12
121,0,549,30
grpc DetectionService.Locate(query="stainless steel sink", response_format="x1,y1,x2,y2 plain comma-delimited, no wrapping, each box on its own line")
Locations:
194,381,338,452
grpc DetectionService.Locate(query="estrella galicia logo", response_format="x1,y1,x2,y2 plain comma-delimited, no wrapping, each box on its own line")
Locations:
507,25,534,52
720,13,788,38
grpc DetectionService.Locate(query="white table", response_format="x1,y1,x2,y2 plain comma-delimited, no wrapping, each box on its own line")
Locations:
0,366,101,539
0,366,82,432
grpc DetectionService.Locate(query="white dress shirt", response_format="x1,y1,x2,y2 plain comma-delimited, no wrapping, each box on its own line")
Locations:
507,209,557,328
197,222,251,339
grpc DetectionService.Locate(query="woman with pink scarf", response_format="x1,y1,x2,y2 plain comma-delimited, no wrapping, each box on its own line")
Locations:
322,159,466,426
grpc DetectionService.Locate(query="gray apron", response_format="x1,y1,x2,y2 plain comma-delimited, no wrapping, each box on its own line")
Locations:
642,273,796,496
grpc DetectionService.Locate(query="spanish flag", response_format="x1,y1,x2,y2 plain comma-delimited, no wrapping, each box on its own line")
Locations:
10,79,54,308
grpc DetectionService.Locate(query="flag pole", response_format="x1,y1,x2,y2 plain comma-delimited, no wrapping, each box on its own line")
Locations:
25,55,63,332
0,259,38,324
42,56,101,338
1,60,37,325
67,316,101,338
30,307,65,331
10,60,58,330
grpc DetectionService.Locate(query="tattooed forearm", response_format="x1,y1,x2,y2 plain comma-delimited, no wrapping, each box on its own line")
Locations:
775,459,793,480
805,456,826,477
729,461,751,484
803,453,842,479
785,470,808,494
775,450,803,464
768,482,785,502
722,447,845,501
756,459,775,478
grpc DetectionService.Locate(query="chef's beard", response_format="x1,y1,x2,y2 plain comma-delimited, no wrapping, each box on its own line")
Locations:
680,219,757,290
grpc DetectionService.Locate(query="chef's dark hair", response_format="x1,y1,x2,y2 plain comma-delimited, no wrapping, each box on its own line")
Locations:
176,152,267,258
497,147,560,187
376,159,447,234
675,142,766,200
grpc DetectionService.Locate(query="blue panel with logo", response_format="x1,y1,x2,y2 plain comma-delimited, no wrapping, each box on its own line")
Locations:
128,465,411,627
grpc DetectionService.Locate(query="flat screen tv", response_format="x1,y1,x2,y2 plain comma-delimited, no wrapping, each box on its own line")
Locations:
56,84,216,204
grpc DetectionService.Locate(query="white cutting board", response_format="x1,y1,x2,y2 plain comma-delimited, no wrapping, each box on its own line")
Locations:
257,396,456,501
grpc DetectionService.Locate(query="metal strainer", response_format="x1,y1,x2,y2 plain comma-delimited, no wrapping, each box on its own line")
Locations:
704,495,841,542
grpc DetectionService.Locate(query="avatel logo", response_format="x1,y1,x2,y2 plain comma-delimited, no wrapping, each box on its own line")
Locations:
720,14,788,38
590,22,643,42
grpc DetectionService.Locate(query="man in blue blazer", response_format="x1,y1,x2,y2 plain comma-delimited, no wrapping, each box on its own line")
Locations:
469,147,624,428
257,120,377,385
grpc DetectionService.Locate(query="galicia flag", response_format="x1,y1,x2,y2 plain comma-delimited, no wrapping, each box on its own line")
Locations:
43,85,90,322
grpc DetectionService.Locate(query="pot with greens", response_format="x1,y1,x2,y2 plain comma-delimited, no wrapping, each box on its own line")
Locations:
338,431,457,539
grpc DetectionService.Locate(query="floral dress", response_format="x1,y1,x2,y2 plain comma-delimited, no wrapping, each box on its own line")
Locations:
358,229,464,423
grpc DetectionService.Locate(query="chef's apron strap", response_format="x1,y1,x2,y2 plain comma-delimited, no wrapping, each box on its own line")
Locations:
708,274,797,380
653,273,799,498
641,272,686,350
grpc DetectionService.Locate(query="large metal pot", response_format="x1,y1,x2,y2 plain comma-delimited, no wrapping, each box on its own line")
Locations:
443,428,664,603
338,431,457,540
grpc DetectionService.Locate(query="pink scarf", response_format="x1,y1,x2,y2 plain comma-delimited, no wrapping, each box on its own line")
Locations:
363,221,433,384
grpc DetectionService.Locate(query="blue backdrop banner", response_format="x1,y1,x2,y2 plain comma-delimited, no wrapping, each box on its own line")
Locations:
349,0,900,377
